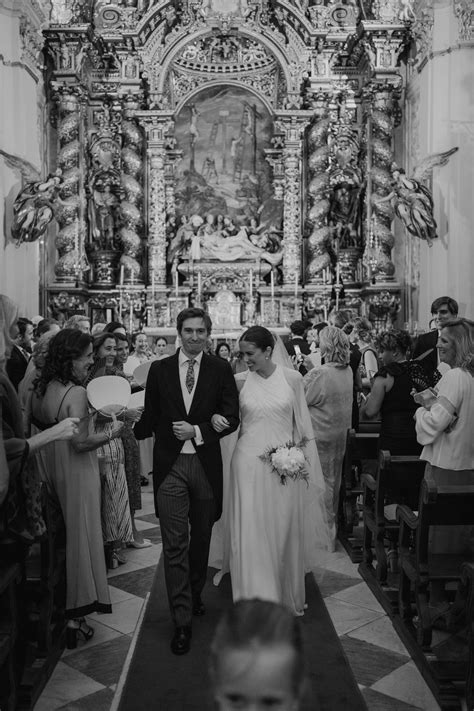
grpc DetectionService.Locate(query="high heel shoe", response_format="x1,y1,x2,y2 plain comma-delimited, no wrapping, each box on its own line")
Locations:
66,619,94,649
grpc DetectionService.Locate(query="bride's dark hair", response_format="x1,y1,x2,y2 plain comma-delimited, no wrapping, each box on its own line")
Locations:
240,326,274,352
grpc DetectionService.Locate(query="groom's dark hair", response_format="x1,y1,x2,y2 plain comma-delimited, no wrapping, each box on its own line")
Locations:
176,307,212,334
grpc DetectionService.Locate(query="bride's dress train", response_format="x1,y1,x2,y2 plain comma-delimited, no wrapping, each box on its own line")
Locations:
209,365,328,616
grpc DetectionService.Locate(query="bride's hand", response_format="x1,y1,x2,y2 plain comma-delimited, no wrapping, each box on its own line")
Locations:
211,414,230,433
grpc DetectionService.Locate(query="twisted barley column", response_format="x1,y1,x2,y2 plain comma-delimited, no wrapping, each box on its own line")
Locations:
370,94,396,279
119,116,144,284
54,90,83,283
305,113,332,282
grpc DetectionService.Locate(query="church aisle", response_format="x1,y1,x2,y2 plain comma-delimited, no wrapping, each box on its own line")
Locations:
34,488,440,711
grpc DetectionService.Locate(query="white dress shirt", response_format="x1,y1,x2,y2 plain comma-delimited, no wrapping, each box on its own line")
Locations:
178,349,204,453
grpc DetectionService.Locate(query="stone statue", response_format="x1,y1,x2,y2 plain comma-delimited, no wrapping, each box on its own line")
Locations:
329,182,361,249
89,180,120,250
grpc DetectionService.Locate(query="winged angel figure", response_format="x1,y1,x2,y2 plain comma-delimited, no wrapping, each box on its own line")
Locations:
376,147,458,246
0,148,64,247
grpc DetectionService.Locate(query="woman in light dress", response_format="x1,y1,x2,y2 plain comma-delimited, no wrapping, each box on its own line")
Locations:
414,318,474,622
211,327,329,616
303,326,353,551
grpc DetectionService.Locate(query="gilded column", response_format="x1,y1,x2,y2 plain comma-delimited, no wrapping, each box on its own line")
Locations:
120,97,144,284
305,110,331,282
54,87,85,284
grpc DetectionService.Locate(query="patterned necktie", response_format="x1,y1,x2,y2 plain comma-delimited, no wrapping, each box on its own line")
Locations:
185,358,196,393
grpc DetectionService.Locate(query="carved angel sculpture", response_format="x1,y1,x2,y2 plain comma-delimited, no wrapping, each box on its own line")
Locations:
376,148,458,246
0,149,63,246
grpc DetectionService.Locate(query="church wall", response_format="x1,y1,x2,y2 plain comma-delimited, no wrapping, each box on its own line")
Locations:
0,1,44,317
412,2,473,327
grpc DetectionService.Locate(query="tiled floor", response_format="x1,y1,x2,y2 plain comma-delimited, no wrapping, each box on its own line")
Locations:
34,486,441,711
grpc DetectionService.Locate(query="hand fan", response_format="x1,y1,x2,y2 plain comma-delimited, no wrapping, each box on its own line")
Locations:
133,361,152,388
86,376,131,423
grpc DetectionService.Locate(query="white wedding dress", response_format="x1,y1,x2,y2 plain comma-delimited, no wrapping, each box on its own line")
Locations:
210,364,329,616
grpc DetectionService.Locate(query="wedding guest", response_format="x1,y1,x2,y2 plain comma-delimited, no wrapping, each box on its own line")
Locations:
154,336,169,359
91,332,134,567
91,322,106,336
6,317,34,390
412,296,458,380
285,320,311,375
1,297,79,545
210,599,305,711
34,318,60,340
303,326,353,550
19,330,57,434
64,314,90,333
31,328,122,646
331,310,361,429
361,329,430,455
349,317,378,395
113,332,150,548
124,332,151,375
215,342,232,362
414,318,474,624
103,321,127,336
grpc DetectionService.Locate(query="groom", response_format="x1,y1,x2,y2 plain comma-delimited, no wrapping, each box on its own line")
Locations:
135,307,239,655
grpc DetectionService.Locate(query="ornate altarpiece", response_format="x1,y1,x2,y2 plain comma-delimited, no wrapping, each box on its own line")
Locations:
42,0,413,332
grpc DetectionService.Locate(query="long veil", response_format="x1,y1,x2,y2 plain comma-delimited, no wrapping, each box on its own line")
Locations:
209,331,330,584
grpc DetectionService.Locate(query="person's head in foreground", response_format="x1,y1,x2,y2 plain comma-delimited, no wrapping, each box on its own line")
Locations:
210,599,304,711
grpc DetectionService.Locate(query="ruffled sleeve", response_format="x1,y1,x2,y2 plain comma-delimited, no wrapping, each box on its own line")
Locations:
415,369,460,445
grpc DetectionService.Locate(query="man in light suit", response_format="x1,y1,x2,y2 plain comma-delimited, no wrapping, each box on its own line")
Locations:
135,308,239,655
412,296,458,380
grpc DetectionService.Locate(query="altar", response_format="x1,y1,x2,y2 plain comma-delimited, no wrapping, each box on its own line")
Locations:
36,0,427,335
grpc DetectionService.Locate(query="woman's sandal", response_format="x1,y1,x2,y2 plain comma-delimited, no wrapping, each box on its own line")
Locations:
66,619,94,649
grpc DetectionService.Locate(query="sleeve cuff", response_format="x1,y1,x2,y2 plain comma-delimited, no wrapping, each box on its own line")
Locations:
194,425,204,446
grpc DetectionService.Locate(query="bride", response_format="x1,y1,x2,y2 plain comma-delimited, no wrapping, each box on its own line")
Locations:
209,326,329,615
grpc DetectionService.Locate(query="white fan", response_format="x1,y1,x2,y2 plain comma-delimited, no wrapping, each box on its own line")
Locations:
86,376,131,418
133,361,152,388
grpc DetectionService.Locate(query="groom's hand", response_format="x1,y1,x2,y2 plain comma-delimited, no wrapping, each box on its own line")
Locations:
172,421,196,440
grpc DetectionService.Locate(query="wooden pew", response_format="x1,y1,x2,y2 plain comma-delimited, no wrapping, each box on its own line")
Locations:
0,559,22,711
360,451,425,608
337,427,379,562
397,468,474,649
462,562,474,711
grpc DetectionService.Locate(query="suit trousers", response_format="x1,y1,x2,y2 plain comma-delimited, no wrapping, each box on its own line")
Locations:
156,453,215,627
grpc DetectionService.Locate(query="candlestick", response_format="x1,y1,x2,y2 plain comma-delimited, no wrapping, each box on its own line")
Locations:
270,269,275,301
118,288,123,322
119,264,124,286
294,272,298,299
131,270,134,287
323,304,328,322
249,268,253,299
174,269,179,299
197,271,202,298
129,298,133,335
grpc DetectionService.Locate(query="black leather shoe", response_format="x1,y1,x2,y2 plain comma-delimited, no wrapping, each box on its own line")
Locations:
192,596,205,617
170,625,192,655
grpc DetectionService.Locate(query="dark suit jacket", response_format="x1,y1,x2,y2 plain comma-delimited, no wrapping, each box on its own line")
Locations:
412,330,438,375
134,351,240,519
285,336,311,375
6,345,29,391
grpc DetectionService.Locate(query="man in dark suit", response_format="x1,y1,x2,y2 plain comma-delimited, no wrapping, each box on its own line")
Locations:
135,308,239,655
6,317,33,390
285,320,311,375
412,296,458,380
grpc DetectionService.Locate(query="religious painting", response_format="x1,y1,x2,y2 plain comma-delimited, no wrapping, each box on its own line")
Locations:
171,86,283,266
174,86,276,222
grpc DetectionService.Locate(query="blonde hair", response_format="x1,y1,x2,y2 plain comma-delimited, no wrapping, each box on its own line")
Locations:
319,326,350,365
442,319,474,374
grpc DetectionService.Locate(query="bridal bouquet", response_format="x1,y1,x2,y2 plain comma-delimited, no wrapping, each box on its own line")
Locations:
259,438,309,486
